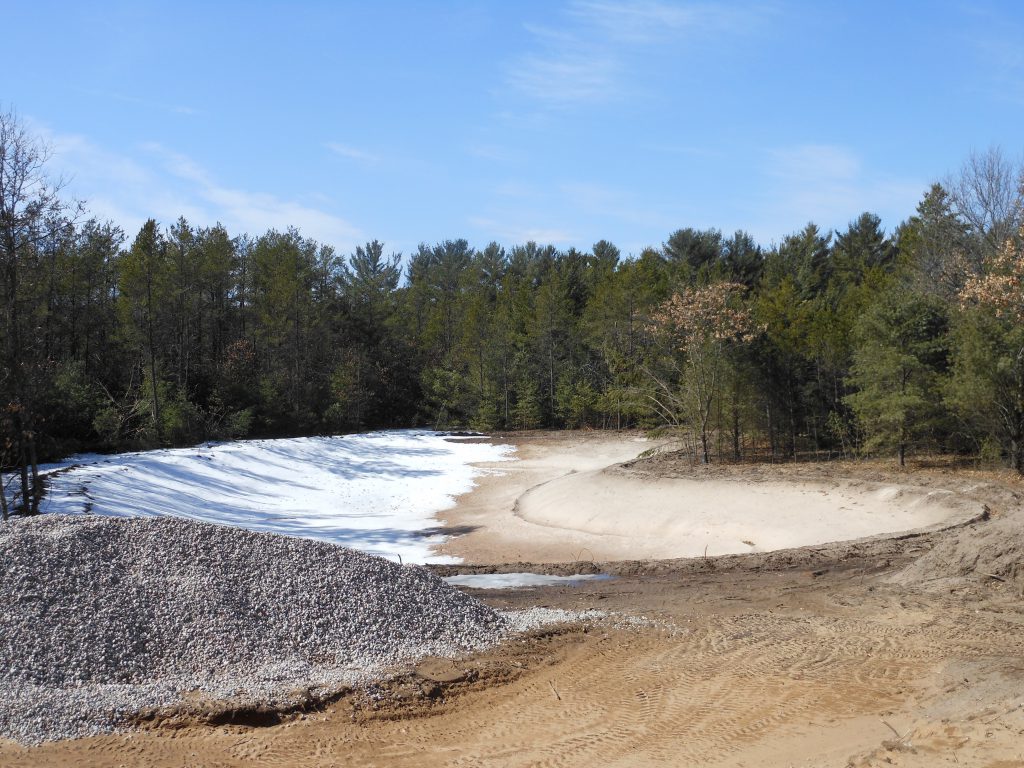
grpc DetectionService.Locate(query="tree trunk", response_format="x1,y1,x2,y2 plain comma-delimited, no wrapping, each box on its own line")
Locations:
548,343,555,419
0,474,9,520
26,412,41,514
732,402,741,461
17,430,29,514
501,348,509,425
146,266,161,439
789,402,797,459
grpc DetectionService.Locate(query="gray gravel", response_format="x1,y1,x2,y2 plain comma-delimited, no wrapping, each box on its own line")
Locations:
0,515,523,744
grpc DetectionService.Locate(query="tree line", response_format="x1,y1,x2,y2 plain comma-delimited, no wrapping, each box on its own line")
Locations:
2,110,1024,514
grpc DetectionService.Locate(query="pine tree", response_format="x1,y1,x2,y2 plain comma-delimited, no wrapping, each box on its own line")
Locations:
845,286,948,465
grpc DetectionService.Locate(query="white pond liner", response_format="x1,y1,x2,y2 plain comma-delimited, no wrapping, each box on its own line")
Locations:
28,430,514,564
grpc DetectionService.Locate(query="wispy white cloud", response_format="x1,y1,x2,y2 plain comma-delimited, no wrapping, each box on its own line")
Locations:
569,0,761,43
515,227,578,244
40,127,362,249
44,130,207,235
970,32,1024,105
507,226,578,245
646,142,720,158
749,143,925,243
507,45,619,107
469,178,674,249
559,180,675,229
145,143,363,248
493,180,538,198
468,216,576,246
944,5,1024,105
506,0,771,108
466,143,517,162
769,144,863,185
76,88,199,117
325,142,379,164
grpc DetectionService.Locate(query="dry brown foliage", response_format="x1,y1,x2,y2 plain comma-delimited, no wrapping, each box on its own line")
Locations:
652,282,756,350
960,224,1024,321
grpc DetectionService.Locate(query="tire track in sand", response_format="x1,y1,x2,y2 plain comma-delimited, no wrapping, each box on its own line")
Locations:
11,595,1024,768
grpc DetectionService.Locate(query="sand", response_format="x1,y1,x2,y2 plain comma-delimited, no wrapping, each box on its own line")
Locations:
5,431,1024,768
437,432,981,563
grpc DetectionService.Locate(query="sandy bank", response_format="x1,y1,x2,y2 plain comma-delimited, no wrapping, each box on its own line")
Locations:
9,433,1024,767
438,432,984,563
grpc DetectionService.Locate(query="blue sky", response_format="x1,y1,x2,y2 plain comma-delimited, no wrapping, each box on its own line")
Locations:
6,1,1024,257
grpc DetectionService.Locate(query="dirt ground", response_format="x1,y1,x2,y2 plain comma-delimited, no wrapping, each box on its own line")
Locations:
3,432,1024,767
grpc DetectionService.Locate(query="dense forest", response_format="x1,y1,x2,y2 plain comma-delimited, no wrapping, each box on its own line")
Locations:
3,110,1024,515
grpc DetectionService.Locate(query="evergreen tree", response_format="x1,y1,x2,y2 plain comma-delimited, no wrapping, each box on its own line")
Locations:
118,220,171,441
845,286,949,465
896,184,972,298
662,227,723,282
721,230,763,287
833,212,896,277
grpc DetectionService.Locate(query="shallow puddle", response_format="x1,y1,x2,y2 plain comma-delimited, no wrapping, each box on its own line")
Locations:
442,572,614,589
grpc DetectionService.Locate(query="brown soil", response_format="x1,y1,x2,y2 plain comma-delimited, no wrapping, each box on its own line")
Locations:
3,433,1024,768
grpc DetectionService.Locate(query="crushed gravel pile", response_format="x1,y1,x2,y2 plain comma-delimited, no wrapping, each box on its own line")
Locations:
0,515,512,744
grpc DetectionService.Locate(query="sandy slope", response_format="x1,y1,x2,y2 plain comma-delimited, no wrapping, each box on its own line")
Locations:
5,431,1024,768
437,431,656,563
438,432,980,563
9,516,1024,768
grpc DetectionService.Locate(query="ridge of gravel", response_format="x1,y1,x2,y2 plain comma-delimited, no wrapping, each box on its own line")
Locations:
0,515,580,745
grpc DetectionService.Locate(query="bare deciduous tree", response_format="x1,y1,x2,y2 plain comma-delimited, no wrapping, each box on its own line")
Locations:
946,147,1024,262
0,109,79,517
